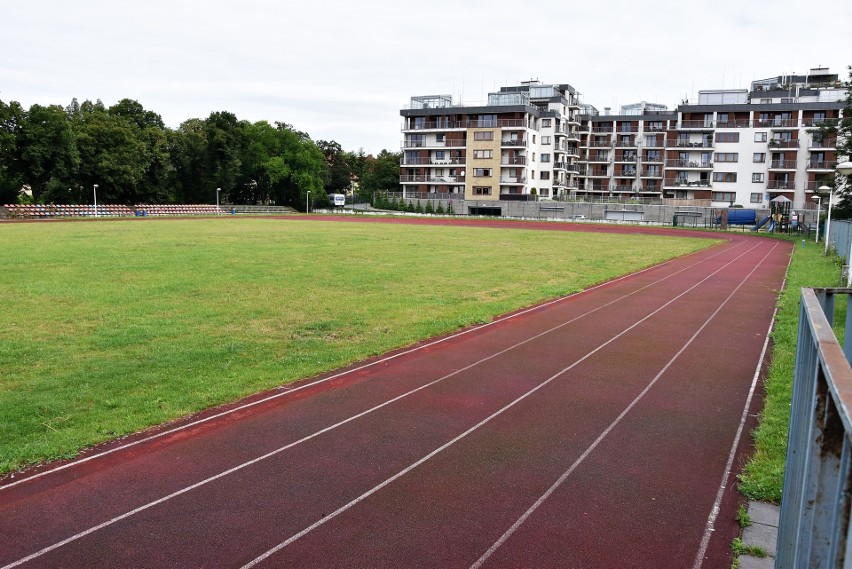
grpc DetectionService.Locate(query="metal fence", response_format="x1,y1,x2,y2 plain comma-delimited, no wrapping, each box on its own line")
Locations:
827,219,852,262
778,288,852,567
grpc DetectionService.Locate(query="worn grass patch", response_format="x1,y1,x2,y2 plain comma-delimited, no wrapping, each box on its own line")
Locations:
0,218,713,474
738,239,845,502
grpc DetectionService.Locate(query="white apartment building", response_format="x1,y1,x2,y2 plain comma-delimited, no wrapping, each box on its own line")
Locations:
400,82,581,204
401,69,848,212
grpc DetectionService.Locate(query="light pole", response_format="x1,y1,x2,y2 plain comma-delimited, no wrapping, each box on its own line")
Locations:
93,184,98,218
306,190,310,214
812,194,821,244
821,185,833,255
216,187,221,214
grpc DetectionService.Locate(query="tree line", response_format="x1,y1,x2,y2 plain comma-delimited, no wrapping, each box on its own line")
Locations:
0,98,401,210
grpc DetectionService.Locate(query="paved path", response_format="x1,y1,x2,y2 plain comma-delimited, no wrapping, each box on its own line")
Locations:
0,221,791,568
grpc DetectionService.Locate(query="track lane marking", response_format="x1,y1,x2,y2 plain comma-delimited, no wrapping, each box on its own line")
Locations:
690,246,791,569
240,242,772,568
470,242,780,569
0,239,735,492
1,242,753,568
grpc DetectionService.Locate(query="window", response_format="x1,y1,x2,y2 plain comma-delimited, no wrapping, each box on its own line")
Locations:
716,132,739,143
473,168,492,177
540,171,550,180
712,172,737,183
645,136,660,147
435,151,445,160
473,186,492,195
647,121,663,132
541,136,551,145
474,131,494,141
472,150,492,159
750,193,763,204
541,153,551,163
532,135,536,144
713,192,737,202
531,171,535,180
715,153,739,163
542,119,552,128
752,173,765,183
753,153,766,163
436,133,445,142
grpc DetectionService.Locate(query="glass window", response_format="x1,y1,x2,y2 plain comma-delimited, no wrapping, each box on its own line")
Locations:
752,173,765,183
541,154,551,163
750,193,763,203
753,153,766,163
474,131,494,141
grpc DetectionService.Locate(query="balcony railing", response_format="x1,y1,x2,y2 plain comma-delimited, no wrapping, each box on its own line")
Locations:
809,139,837,150
500,157,527,166
591,127,614,134
676,120,716,130
615,140,638,148
641,169,664,178
715,120,751,128
587,168,610,177
809,161,838,170
769,160,798,169
769,139,799,149
664,179,712,188
615,155,637,162
400,175,464,184
588,154,609,162
613,185,634,193
802,118,839,127
767,181,795,190
500,177,527,185
643,155,664,163
590,140,614,148
501,140,528,147
401,157,466,166
805,181,832,191
769,119,798,129
665,160,713,168
667,140,714,148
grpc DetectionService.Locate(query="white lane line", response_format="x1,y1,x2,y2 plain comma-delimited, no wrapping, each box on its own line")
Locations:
470,242,780,569
690,245,791,569
240,242,767,569
1,242,750,569
0,239,735,492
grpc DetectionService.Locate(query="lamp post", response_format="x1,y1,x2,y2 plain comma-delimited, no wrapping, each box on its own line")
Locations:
812,194,821,244
216,187,221,214
821,185,833,255
306,190,310,214
93,184,98,218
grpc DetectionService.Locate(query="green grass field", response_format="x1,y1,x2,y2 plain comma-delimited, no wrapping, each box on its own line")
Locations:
0,218,714,475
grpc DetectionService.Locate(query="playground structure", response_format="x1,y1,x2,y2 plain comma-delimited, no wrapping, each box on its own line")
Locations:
751,195,794,234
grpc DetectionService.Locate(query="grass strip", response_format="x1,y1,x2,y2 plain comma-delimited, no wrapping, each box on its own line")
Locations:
738,238,845,502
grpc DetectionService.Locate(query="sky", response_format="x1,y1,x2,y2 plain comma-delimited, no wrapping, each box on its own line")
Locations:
2,0,850,155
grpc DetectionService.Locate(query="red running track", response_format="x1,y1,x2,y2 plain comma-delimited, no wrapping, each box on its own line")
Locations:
0,219,791,568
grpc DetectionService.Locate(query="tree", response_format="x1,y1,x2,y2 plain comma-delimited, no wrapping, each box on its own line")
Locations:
813,66,852,218
317,140,352,194
0,100,24,203
15,104,80,203
360,149,402,195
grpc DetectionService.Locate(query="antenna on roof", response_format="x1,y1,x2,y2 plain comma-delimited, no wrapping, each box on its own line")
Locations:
520,78,540,86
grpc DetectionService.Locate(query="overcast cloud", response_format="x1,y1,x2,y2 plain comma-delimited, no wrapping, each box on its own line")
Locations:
2,0,850,154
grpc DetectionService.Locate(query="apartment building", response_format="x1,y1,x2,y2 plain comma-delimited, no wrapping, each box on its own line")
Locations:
399,82,581,202
400,69,847,211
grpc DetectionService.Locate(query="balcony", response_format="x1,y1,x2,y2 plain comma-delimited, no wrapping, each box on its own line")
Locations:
400,157,466,166
612,185,634,193
767,181,795,190
805,181,831,191
588,154,609,163
802,118,839,128
665,160,713,169
666,140,714,149
616,170,637,178
643,139,665,148
402,139,467,149
770,119,798,130
590,140,613,148
400,175,464,184
591,127,614,134
587,168,610,178
615,155,637,163
641,169,663,178
500,157,527,166
553,162,567,170
643,155,664,163
809,138,837,150
664,179,712,188
675,120,715,130
615,140,638,148
501,139,528,147
715,120,750,128
769,160,798,170
500,177,527,185
768,139,799,149
403,120,465,131
808,161,837,171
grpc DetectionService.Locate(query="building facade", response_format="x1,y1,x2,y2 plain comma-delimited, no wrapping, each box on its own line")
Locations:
400,68,847,212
